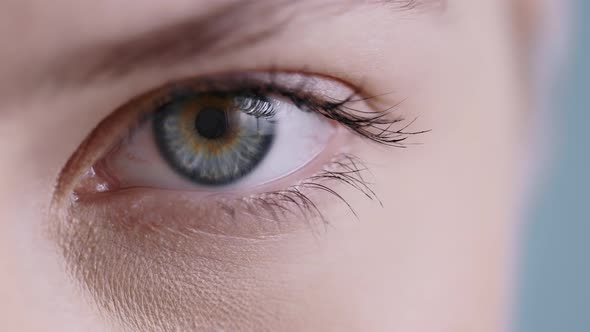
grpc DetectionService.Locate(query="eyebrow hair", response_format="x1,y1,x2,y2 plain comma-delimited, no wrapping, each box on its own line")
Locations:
53,0,443,87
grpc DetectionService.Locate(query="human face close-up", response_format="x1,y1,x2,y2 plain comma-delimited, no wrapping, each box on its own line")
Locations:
0,1,545,331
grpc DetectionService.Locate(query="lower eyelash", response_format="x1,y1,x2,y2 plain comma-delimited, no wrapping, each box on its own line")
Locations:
64,153,377,240
217,153,379,228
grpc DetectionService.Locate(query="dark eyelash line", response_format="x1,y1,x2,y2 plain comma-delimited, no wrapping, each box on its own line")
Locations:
161,72,425,148
268,71,429,146
292,94,427,147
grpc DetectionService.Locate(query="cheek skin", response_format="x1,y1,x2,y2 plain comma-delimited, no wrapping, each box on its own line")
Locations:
55,201,309,332
53,179,367,332
50,134,373,332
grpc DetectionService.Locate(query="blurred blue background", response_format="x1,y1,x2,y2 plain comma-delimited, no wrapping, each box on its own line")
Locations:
517,1,589,331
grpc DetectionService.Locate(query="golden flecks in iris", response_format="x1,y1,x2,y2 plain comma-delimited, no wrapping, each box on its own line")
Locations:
177,96,242,156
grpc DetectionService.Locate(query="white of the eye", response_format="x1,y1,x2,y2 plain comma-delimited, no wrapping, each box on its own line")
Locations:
230,101,335,188
104,99,336,191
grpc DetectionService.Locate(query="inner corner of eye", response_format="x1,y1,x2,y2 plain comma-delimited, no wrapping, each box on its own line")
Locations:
74,84,342,197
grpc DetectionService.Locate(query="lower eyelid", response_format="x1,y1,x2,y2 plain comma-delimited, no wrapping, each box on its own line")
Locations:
71,145,370,241
70,189,303,239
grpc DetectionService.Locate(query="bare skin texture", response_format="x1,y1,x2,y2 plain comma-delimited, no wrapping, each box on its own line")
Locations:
0,1,542,331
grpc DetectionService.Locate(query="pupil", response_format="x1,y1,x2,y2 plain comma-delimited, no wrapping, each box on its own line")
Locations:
195,107,228,139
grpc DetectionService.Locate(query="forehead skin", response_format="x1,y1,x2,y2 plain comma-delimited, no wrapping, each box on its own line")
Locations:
0,1,528,332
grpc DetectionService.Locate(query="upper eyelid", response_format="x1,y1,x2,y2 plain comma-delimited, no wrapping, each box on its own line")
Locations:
121,72,417,147
119,72,360,119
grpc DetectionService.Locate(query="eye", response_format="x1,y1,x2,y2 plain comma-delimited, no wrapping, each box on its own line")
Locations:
102,90,336,190
67,71,418,227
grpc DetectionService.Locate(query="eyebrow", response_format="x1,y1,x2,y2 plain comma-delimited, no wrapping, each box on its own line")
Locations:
53,0,443,86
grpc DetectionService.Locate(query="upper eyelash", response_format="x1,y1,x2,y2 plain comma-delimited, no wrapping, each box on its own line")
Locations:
150,73,425,147
286,93,426,147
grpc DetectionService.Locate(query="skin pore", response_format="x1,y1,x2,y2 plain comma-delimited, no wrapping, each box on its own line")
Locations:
0,1,538,331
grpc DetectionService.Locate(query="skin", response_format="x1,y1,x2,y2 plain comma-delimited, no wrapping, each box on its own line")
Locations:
0,0,542,331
